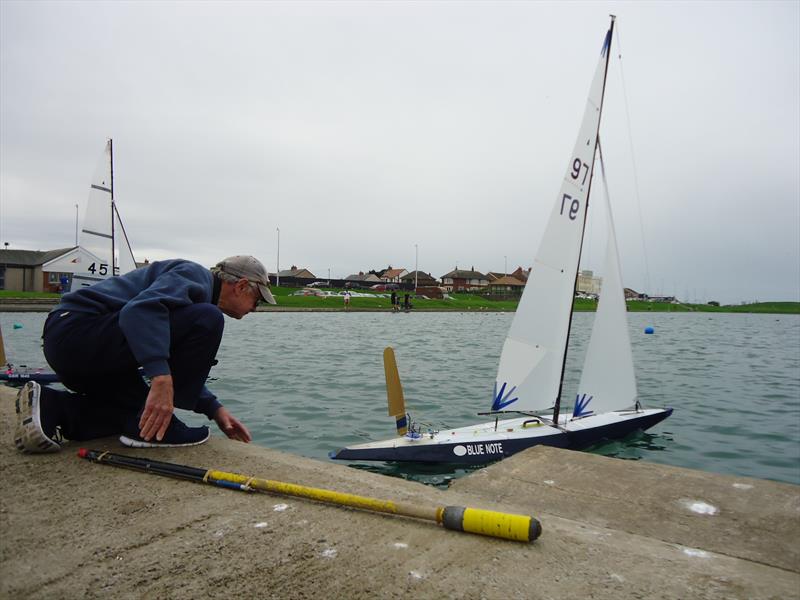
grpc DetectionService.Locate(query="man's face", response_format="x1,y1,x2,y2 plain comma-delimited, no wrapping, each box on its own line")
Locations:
219,279,259,319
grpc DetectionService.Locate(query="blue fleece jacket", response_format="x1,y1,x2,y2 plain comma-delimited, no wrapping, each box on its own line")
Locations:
54,259,222,417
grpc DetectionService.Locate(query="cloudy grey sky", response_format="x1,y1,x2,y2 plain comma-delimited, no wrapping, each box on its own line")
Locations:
1,1,798,304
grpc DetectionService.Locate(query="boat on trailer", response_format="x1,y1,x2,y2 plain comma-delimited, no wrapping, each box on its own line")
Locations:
330,17,672,465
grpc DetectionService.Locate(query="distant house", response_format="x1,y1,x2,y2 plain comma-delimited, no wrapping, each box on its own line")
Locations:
487,267,530,284
649,295,678,303
1,247,149,293
400,271,438,288
487,275,526,296
344,272,381,283
1,247,89,293
278,266,316,279
486,272,507,283
624,288,646,300
440,268,489,292
273,265,316,287
510,266,530,283
381,267,408,283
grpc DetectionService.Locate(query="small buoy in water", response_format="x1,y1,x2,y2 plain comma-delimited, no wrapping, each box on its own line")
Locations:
13,323,23,329
644,326,655,334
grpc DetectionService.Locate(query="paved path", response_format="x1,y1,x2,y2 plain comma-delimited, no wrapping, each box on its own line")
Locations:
1,385,797,599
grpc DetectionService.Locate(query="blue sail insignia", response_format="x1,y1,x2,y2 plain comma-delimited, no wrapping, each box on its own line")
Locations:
601,28,612,58
492,381,519,411
573,394,594,418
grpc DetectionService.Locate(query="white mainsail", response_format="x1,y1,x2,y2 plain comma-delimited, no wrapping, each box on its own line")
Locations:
493,22,615,413
575,148,637,417
71,140,137,290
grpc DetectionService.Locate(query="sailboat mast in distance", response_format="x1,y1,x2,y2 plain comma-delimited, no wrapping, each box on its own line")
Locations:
552,16,615,425
109,138,116,275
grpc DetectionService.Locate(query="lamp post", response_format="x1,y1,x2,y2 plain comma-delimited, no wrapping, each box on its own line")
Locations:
276,227,280,287
504,255,507,276
2,242,7,292
414,244,418,292
75,204,79,246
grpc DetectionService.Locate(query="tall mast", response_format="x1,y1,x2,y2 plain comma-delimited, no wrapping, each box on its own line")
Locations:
552,16,616,425
109,138,116,275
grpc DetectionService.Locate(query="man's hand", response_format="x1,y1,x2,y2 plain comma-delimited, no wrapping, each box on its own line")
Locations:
139,374,175,441
213,406,252,443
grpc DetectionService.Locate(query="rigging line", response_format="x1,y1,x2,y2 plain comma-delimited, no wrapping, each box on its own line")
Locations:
614,24,652,297
113,203,137,265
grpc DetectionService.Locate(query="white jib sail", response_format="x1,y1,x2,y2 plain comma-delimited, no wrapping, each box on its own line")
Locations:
493,23,614,413
575,149,637,417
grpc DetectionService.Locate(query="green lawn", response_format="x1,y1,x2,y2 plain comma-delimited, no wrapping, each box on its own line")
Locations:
0,290,60,298
2,287,797,314
270,287,518,311
267,288,799,314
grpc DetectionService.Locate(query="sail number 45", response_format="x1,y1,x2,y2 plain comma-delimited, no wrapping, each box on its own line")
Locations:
87,262,109,276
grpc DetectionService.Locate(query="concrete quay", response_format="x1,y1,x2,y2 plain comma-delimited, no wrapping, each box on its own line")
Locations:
1,385,798,599
0,298,58,312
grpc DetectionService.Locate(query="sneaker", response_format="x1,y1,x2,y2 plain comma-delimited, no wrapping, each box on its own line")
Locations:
14,381,62,453
119,415,209,448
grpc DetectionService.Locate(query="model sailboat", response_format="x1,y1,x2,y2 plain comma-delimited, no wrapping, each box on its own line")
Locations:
330,17,672,464
71,139,137,291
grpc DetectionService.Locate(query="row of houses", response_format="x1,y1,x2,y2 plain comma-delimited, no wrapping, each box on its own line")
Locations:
0,248,606,297
273,264,534,293
275,264,605,297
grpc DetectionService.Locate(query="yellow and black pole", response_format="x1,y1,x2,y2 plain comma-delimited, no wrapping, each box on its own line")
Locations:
78,449,541,543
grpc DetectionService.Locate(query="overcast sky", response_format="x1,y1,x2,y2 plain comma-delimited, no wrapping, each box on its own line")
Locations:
1,1,798,304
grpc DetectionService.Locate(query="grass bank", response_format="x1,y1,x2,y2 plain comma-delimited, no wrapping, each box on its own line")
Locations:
0,291,60,299
2,289,797,314
268,288,799,314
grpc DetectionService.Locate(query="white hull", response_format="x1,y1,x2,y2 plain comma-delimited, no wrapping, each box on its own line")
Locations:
331,408,672,464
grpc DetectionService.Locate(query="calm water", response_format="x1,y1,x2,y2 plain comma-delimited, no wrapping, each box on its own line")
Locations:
3,311,799,488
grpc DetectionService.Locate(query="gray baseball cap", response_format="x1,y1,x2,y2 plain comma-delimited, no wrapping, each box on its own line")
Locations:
215,255,277,305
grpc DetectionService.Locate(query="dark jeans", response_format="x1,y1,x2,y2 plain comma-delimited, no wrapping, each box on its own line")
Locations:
42,303,224,440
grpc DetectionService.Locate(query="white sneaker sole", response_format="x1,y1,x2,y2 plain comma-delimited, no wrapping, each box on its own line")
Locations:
119,431,210,449
14,381,61,453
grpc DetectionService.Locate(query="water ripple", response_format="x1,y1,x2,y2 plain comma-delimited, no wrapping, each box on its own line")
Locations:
2,311,798,486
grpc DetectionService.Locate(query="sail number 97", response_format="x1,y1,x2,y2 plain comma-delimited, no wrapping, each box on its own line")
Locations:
571,158,589,185
561,194,580,220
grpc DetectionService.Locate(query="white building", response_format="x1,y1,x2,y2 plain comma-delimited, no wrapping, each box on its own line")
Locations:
577,270,602,296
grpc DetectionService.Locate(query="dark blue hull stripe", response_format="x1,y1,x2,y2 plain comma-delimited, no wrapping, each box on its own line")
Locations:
331,409,672,464
0,372,60,384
